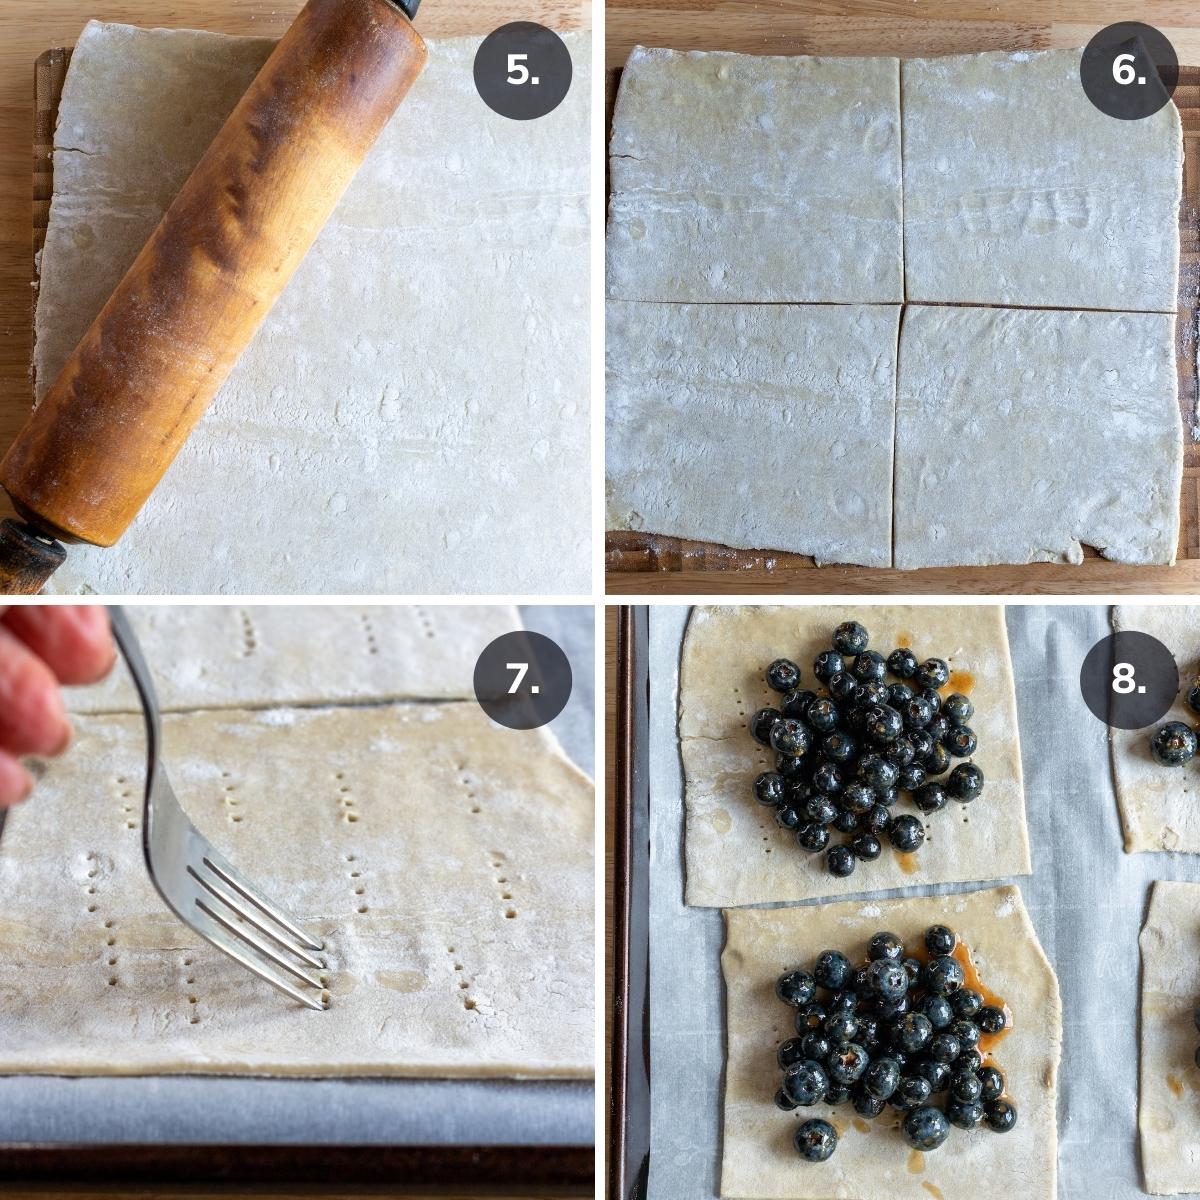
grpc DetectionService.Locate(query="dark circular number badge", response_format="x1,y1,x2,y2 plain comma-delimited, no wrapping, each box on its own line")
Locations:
1080,22,1178,120
474,630,572,729
1079,630,1178,730
473,22,572,121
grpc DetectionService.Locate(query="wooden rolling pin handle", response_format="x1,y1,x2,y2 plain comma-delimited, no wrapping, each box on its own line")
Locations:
0,0,427,552
0,520,67,595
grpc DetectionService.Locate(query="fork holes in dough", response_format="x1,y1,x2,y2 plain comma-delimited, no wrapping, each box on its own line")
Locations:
505,909,517,919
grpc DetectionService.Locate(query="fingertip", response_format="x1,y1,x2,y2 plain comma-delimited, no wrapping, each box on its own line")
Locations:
0,753,33,808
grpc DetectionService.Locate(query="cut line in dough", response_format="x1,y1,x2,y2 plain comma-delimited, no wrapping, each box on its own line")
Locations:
721,884,1060,1200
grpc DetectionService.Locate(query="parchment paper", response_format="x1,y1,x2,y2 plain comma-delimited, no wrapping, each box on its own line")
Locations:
0,604,593,1145
646,604,1200,1200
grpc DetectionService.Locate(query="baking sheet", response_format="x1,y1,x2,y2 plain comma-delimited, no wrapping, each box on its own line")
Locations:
0,604,594,1146
645,604,1200,1200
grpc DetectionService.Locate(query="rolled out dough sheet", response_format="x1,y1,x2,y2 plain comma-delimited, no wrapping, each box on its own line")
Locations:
721,885,1060,1200
1140,880,1200,1195
605,303,899,567
71,604,520,713
36,22,589,595
679,606,1029,907
894,306,1181,569
1110,605,1200,853
606,47,903,303
0,702,594,1077
902,48,1182,311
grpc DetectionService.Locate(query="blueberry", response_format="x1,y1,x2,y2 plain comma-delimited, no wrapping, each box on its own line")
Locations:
822,731,857,764
954,1049,983,1074
812,650,845,683
908,729,934,759
777,753,808,779
766,658,802,693
825,1042,870,1086
1151,721,1198,766
890,1076,933,1111
852,832,882,861
951,1019,981,1051
898,763,927,792
942,693,973,724
977,1064,1005,1103
852,1089,887,1118
794,1118,838,1162
807,951,847,992
947,762,985,802
924,925,957,956
861,1055,901,1101
853,680,889,710
776,970,817,1007
913,782,947,814
903,696,935,729
985,1098,1018,1132
945,1098,985,1129
912,1059,951,1093
794,1001,827,1032
852,651,887,684
1189,678,1200,716
950,1069,983,1103
812,762,844,795
927,714,951,745
925,956,965,995
888,815,925,853
804,794,838,826
826,845,855,877
865,704,903,745
928,1032,961,1063
923,741,951,777
833,621,870,656
824,1011,859,1044
782,688,817,720
796,822,831,852
857,754,899,790
920,687,943,716
902,1104,950,1150
868,931,905,961
874,994,910,1022
774,1086,797,1110
806,698,840,733
750,708,782,746
920,994,954,1029
885,736,916,767
832,807,859,834
828,672,857,703
777,1038,806,1068
800,1030,832,1062
944,724,978,757
887,683,916,710
862,804,892,834
977,1005,1008,1035
893,1012,933,1054
866,959,908,1002
901,957,923,986
888,648,918,679
915,658,950,690
771,718,811,758
782,1059,828,1106
753,772,787,807
855,1013,880,1049
775,804,803,830
875,786,899,808
842,782,876,815
826,990,857,1015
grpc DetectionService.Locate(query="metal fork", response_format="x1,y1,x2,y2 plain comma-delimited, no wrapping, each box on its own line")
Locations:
109,606,329,1011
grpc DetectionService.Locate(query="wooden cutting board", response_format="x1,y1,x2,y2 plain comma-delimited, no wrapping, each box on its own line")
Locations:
605,1,1200,595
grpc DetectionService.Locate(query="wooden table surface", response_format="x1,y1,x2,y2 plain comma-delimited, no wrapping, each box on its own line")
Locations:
0,0,587,528
605,0,1200,595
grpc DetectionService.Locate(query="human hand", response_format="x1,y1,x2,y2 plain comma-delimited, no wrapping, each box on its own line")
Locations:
0,606,114,806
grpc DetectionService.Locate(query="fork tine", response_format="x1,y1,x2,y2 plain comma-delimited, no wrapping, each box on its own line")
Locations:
187,865,326,971
192,902,328,1012
201,853,325,952
196,897,327,992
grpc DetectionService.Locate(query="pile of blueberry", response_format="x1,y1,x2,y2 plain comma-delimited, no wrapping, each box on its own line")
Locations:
1149,677,1200,766
747,621,984,878
775,925,1016,1163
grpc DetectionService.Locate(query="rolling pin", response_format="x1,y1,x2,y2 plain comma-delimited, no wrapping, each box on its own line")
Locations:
0,0,427,594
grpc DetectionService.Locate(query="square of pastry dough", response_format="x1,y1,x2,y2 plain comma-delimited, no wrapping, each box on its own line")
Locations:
606,47,903,303
606,303,899,567
902,48,1181,310
721,885,1060,1200
1140,880,1200,1195
0,704,593,1077
679,605,1030,907
893,306,1181,569
1110,605,1200,853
